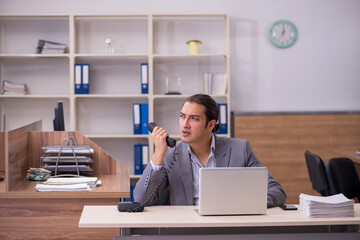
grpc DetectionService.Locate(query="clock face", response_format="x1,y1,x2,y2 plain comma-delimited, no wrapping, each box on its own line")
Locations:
269,20,298,48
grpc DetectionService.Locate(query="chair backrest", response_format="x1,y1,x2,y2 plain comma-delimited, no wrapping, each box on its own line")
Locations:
326,157,360,201
304,151,331,196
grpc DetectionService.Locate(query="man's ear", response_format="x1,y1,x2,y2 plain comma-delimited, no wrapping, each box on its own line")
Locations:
207,119,216,132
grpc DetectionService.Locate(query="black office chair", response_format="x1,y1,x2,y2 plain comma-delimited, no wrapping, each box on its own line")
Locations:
304,151,332,196
326,157,360,202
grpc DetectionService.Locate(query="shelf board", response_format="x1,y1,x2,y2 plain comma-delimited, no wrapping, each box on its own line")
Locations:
153,94,227,99
0,54,70,58
0,94,69,99
75,53,148,58
86,134,149,139
153,14,227,18
153,53,226,58
75,94,148,99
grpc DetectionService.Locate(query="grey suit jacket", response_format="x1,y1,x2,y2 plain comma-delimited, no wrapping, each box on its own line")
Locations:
134,136,286,207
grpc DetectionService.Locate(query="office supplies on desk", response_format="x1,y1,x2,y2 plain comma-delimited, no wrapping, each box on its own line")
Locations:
41,155,93,164
44,177,100,187
299,193,354,217
26,168,51,181
198,167,268,215
35,183,92,192
41,136,94,176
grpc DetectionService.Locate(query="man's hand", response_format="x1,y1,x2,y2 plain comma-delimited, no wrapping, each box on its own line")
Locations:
150,126,169,166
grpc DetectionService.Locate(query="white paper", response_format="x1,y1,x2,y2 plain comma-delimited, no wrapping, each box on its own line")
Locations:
45,177,98,185
35,183,92,192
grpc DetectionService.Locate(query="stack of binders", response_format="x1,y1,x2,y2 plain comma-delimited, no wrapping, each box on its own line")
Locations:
1,80,27,95
299,193,354,217
74,64,90,94
133,103,148,134
37,39,66,54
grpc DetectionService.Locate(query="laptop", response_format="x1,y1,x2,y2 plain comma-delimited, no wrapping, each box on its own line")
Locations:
197,167,268,216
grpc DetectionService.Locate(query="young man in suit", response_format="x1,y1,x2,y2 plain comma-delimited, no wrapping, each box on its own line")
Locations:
134,94,286,207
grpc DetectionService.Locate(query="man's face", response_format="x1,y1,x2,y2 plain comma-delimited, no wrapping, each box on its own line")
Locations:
179,101,212,144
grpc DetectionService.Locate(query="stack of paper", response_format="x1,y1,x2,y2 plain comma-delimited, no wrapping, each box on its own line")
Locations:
35,177,100,192
35,183,91,192
299,193,354,217
45,177,100,187
1,80,27,95
37,39,67,54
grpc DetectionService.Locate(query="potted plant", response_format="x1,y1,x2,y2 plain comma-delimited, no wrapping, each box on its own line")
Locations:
186,40,202,54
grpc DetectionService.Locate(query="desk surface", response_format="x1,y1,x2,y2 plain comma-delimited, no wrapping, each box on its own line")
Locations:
79,204,360,228
333,147,360,164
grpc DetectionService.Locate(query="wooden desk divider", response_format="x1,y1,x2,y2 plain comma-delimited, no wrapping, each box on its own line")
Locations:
0,120,130,198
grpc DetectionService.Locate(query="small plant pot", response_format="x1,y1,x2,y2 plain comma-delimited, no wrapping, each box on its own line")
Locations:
186,40,202,54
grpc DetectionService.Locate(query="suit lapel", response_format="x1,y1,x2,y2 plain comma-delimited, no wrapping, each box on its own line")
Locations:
214,136,231,167
175,144,193,204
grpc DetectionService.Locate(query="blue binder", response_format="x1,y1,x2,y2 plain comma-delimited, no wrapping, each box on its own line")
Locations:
74,64,82,94
81,64,90,94
133,104,141,134
140,103,148,134
217,103,228,134
134,144,143,175
141,144,149,170
141,63,148,94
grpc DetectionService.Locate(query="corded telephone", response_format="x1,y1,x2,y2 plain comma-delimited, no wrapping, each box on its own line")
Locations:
117,122,176,212
147,122,176,148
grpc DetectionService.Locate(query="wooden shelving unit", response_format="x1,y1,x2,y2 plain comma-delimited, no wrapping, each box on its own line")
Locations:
0,14,230,177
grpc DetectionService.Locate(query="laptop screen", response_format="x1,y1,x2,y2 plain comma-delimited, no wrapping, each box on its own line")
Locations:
198,167,268,215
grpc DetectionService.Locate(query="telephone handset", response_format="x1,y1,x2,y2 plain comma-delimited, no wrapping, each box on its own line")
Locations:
117,122,176,212
147,122,176,148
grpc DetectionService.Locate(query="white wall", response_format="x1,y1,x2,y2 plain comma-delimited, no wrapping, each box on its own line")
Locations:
1,0,359,112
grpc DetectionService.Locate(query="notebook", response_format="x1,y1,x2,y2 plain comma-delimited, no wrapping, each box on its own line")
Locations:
197,167,268,216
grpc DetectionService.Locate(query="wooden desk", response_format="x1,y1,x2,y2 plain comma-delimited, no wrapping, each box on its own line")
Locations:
333,147,360,165
0,121,130,240
79,205,360,237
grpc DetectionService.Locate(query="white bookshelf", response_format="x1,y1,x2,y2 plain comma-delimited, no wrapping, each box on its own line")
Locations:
0,14,230,177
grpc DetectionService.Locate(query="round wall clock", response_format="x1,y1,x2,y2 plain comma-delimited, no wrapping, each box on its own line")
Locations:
269,20,298,48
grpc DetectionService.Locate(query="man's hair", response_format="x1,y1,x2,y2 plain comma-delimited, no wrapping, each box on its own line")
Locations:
183,94,220,132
